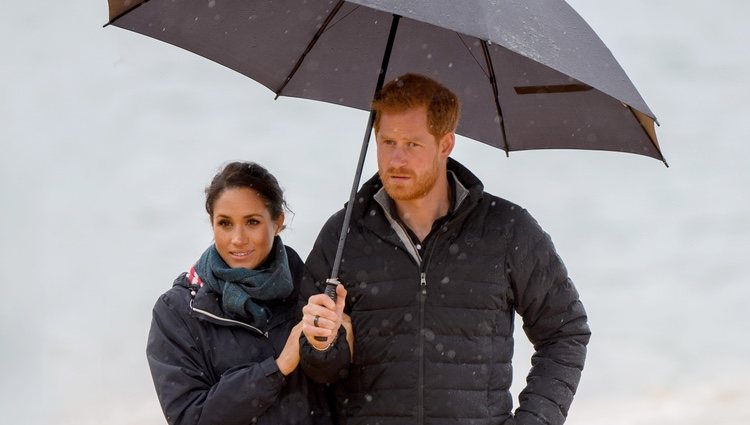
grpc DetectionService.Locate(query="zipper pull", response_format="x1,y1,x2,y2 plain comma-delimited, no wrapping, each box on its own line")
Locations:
420,272,427,295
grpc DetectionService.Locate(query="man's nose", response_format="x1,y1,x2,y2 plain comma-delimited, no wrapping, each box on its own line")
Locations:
389,145,408,166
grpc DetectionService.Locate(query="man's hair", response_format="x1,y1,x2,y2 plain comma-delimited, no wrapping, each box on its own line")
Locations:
372,73,460,138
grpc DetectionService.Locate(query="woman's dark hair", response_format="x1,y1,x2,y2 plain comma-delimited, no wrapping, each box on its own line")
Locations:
205,161,288,220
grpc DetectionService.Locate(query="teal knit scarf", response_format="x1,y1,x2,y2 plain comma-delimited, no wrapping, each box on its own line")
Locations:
194,236,293,331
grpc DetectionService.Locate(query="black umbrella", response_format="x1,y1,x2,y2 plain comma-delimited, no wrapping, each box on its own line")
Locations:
106,0,666,294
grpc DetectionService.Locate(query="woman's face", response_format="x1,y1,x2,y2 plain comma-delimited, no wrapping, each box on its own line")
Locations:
211,187,283,269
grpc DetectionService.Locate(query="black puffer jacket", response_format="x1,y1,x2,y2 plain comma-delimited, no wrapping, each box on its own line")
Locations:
300,159,590,425
147,246,333,425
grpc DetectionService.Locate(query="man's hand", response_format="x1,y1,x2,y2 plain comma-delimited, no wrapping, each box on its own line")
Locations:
302,284,347,350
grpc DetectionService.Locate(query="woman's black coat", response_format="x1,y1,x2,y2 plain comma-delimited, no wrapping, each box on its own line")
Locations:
147,246,333,425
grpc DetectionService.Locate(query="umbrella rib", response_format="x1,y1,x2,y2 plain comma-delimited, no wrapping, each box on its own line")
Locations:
455,34,490,80
274,0,346,98
480,41,510,156
325,5,361,33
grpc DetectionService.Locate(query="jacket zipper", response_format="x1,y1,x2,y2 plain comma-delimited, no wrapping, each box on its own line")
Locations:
417,235,441,425
418,271,427,425
189,299,269,337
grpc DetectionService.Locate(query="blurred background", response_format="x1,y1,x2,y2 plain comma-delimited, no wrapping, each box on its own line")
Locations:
1,1,748,424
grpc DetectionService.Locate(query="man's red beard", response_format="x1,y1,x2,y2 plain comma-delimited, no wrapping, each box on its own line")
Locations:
379,164,439,201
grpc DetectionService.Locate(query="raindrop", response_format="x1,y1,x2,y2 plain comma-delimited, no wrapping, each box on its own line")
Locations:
440,276,450,284
404,313,413,322
365,394,373,402
446,350,456,359
426,53,433,59
448,62,453,68
371,286,380,295
208,0,216,8
423,329,435,341
490,201,496,207
369,209,377,216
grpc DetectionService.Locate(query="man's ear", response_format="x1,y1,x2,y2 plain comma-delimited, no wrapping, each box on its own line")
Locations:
439,132,455,159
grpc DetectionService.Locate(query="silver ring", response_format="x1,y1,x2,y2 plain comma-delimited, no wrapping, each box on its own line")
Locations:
314,315,320,327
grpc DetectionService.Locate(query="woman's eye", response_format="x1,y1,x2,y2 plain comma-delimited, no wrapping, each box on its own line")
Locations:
248,219,260,226
218,220,231,228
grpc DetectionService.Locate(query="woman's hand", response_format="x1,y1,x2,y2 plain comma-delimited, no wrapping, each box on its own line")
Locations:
276,322,303,376
301,284,347,350
341,313,354,360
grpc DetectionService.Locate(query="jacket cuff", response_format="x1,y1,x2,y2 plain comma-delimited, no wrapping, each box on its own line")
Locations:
259,356,282,378
299,326,350,383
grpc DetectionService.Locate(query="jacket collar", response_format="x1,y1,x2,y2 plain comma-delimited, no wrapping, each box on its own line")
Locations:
354,158,484,250
174,274,294,335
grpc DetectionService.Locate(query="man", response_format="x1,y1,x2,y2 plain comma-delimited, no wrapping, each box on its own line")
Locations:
300,73,590,425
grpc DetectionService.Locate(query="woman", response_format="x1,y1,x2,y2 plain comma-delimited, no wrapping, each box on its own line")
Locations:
146,161,334,425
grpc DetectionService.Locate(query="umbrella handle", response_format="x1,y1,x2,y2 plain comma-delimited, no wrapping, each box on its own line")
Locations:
313,279,341,342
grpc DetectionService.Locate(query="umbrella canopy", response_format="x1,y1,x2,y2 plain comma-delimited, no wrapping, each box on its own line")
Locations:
107,0,665,163
107,0,667,288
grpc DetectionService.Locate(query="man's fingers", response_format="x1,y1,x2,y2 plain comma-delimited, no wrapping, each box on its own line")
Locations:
301,323,337,339
335,285,347,315
302,303,338,323
307,293,337,310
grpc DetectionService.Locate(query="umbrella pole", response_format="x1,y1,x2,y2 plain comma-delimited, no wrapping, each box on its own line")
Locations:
322,13,401,297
